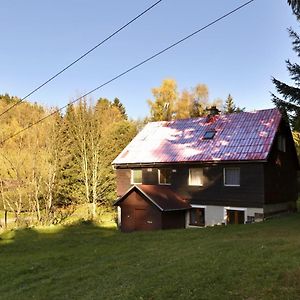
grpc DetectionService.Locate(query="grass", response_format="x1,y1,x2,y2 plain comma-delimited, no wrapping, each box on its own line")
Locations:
1,214,300,299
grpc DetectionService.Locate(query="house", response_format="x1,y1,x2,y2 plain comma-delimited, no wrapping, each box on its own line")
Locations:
113,108,298,232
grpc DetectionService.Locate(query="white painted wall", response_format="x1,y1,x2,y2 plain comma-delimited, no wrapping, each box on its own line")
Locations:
186,205,264,227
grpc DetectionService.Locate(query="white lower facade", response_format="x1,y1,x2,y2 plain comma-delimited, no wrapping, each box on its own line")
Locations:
185,204,264,227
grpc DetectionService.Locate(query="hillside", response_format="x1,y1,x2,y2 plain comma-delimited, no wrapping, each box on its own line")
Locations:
1,214,300,299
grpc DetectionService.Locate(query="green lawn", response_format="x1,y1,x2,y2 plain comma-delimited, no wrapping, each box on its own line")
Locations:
1,214,300,300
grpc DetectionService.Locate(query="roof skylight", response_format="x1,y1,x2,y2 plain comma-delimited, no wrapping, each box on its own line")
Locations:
203,130,216,140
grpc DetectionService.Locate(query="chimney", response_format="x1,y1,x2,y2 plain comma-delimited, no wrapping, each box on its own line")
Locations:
206,106,220,123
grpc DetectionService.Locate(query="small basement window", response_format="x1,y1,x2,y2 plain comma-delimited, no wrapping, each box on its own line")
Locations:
224,167,240,187
203,130,216,139
131,169,142,184
277,135,286,152
189,168,203,186
159,168,172,185
189,208,205,226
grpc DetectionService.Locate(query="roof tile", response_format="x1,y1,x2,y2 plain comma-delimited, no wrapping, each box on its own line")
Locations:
113,108,282,165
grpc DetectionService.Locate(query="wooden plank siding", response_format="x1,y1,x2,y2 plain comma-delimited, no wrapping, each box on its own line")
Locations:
116,169,131,197
119,190,161,232
162,211,186,229
264,121,298,206
173,163,264,208
116,163,265,208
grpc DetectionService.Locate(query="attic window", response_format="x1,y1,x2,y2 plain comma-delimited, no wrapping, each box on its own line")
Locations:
203,130,216,140
277,135,286,152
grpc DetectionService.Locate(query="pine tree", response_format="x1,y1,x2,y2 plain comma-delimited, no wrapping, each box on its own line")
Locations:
223,94,245,114
272,3,300,130
112,98,127,119
288,0,300,16
224,94,236,114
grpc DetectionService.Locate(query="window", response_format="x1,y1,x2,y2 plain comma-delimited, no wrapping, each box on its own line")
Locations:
159,168,172,185
203,130,216,140
277,135,286,152
189,168,203,186
189,208,205,226
224,168,240,186
131,169,142,184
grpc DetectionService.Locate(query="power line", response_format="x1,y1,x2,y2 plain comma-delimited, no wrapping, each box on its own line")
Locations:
0,0,163,118
0,0,255,145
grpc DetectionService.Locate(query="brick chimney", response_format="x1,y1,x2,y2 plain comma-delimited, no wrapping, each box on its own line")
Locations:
206,106,220,123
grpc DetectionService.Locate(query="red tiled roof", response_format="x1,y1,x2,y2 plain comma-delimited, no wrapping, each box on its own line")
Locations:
114,185,190,211
113,108,282,165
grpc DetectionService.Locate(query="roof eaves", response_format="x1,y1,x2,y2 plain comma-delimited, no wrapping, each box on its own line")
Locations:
164,207,190,211
134,185,164,211
113,185,164,211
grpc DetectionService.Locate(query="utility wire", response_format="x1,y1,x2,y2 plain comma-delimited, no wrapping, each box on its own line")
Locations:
0,0,255,145
0,0,163,118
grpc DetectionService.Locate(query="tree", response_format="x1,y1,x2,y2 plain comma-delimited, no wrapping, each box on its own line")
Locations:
112,98,127,119
149,80,223,120
272,27,300,131
190,84,209,117
288,0,300,16
271,1,300,131
223,94,245,114
176,89,192,119
147,79,178,121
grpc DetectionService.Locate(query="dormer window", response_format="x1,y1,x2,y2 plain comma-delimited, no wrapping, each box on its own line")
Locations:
203,130,216,140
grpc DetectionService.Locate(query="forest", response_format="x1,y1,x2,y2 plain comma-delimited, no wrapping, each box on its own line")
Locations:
0,77,298,228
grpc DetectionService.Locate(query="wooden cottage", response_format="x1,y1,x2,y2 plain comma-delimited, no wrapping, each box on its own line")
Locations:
113,108,298,232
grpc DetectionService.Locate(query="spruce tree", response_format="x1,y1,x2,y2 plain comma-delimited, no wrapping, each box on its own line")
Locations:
224,94,236,113
223,94,245,114
272,3,300,130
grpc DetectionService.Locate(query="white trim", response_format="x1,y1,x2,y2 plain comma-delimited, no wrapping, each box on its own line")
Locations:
223,167,240,187
158,168,171,185
117,206,121,227
187,206,206,228
188,168,203,186
224,206,247,224
190,204,207,209
131,169,142,184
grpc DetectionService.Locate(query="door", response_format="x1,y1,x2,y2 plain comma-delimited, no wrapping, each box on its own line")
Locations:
134,208,158,231
227,209,245,224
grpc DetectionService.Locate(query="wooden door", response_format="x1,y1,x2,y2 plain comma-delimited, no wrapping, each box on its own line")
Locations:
227,209,245,224
134,208,158,231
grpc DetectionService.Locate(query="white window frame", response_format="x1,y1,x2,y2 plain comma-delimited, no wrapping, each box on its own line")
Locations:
188,168,203,186
131,169,142,184
223,206,247,225
186,205,206,228
158,168,171,185
223,167,240,187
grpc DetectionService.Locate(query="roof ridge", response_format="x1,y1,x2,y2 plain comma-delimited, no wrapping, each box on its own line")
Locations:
147,107,280,125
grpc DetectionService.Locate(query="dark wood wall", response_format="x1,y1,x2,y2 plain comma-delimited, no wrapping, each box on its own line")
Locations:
264,121,298,206
120,191,161,232
116,169,131,197
116,163,265,207
174,163,264,208
162,211,186,229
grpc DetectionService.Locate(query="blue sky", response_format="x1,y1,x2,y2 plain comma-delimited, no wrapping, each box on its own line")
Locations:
0,0,298,119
